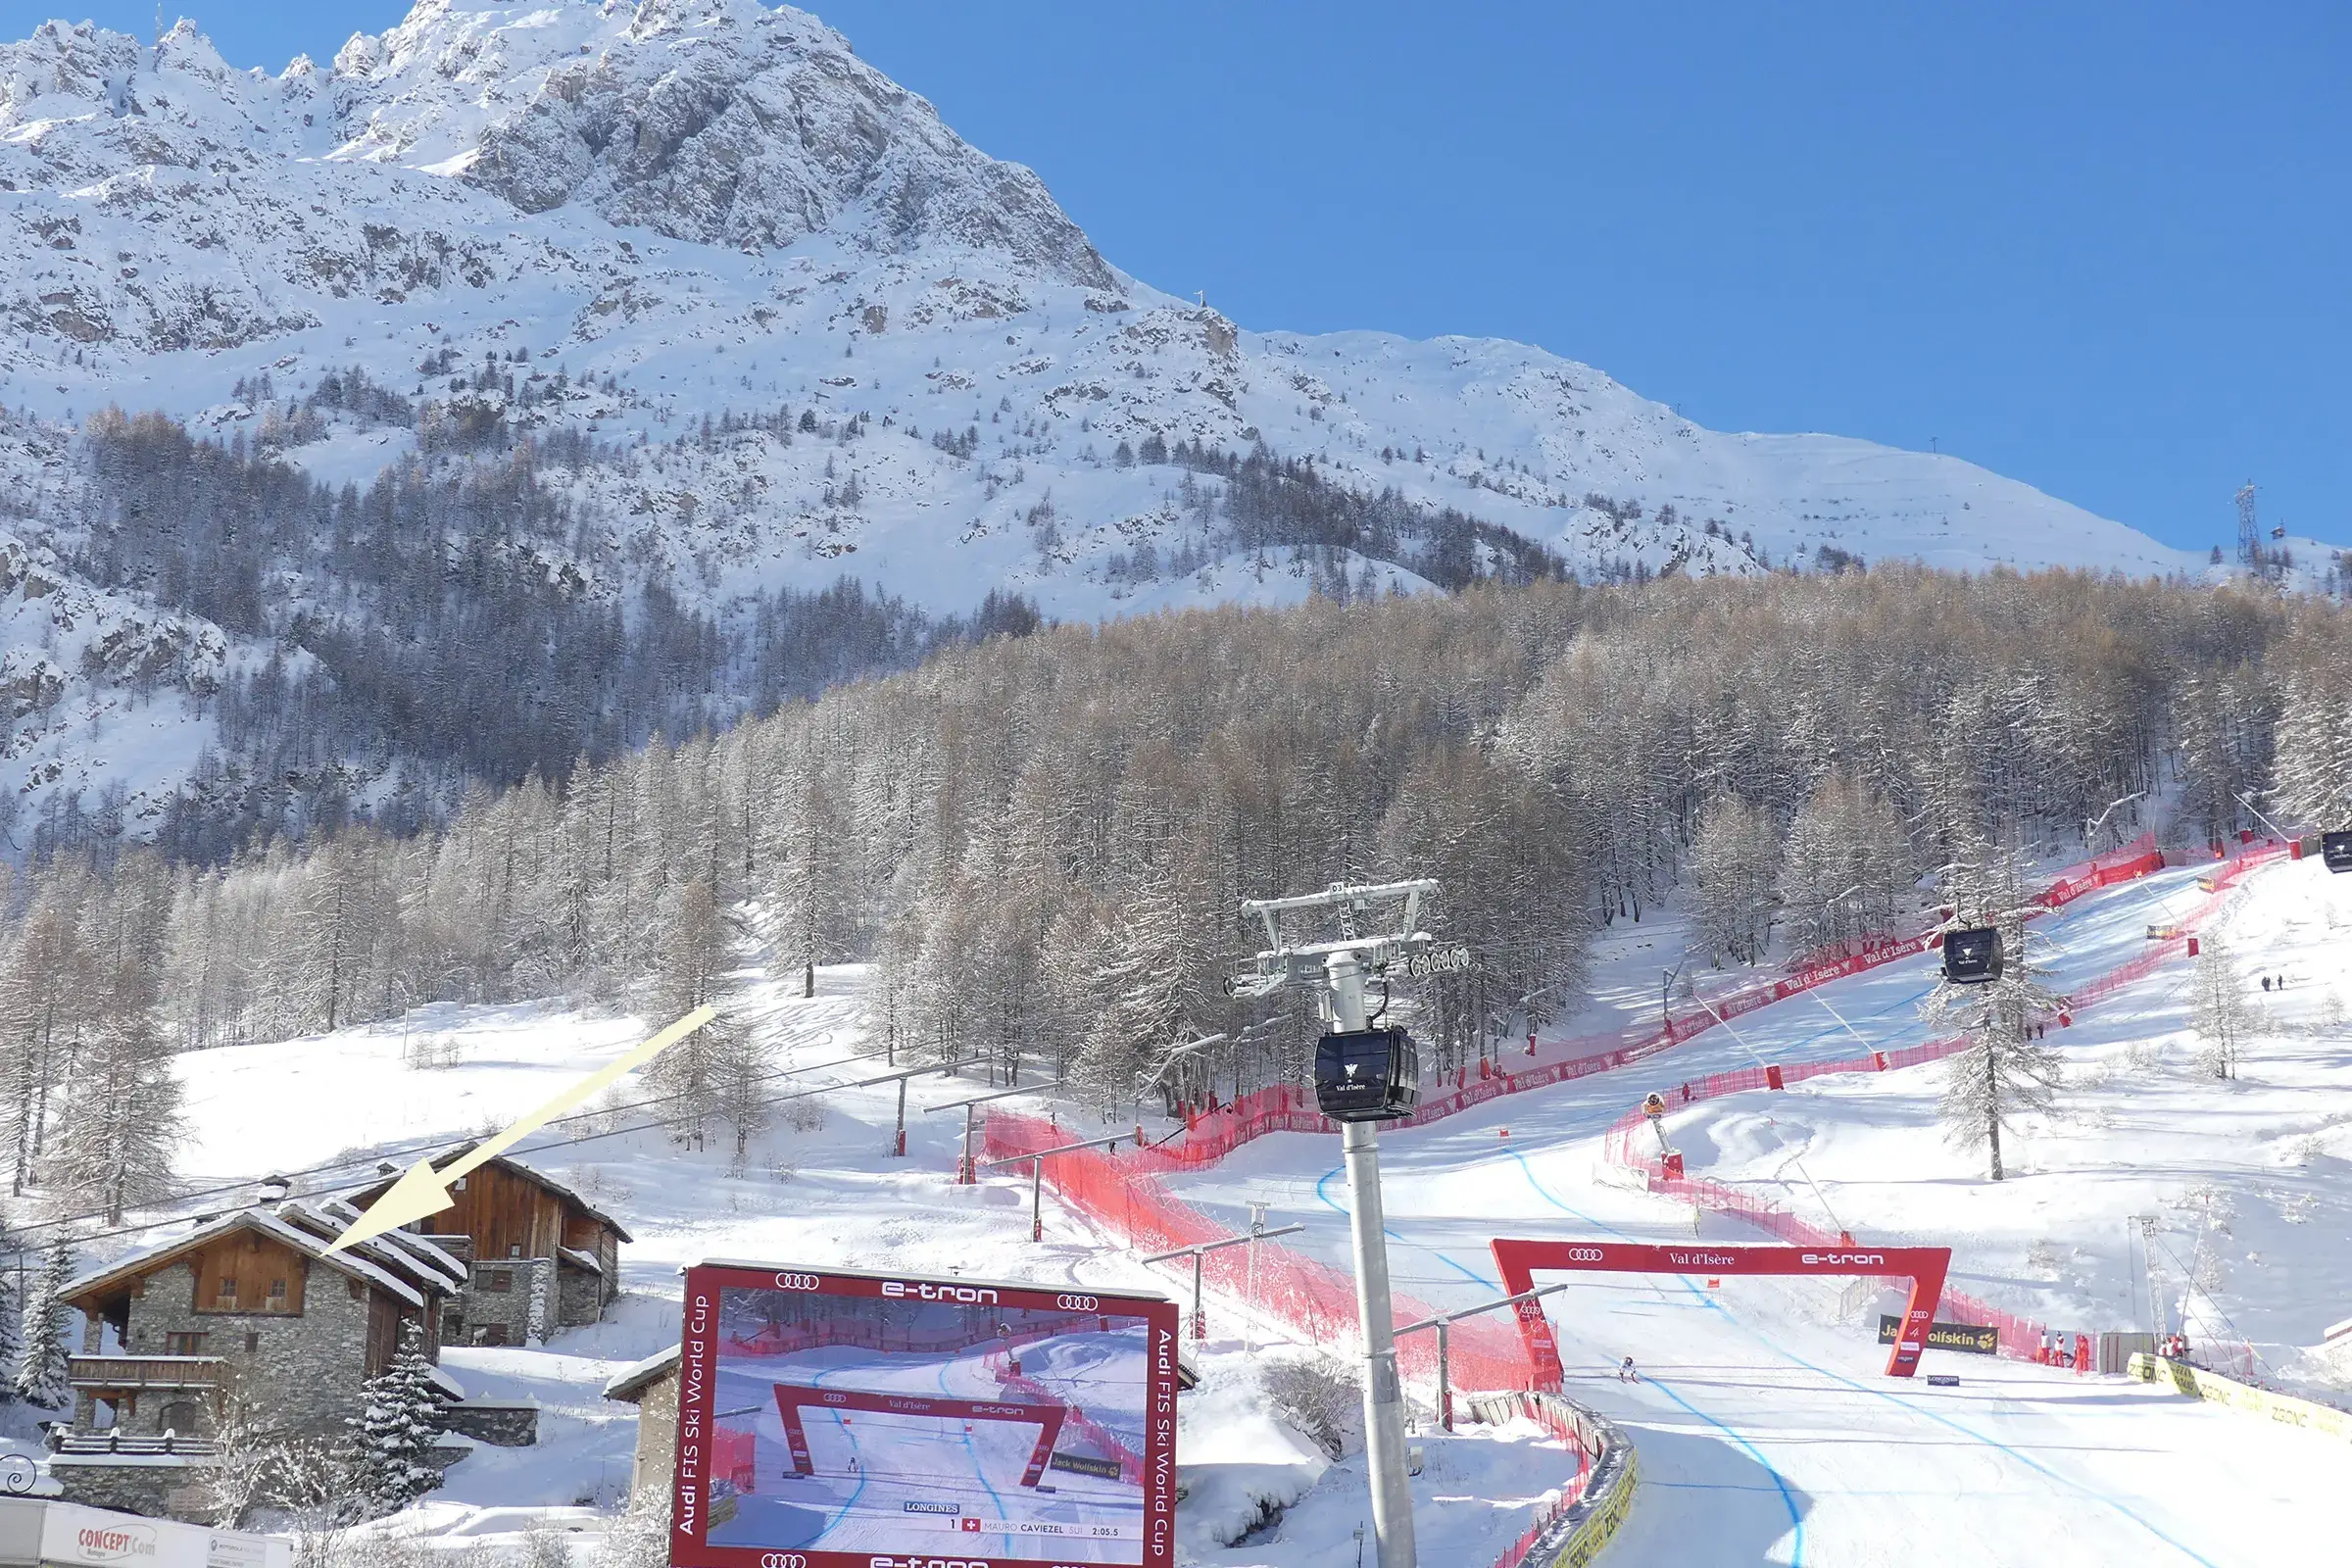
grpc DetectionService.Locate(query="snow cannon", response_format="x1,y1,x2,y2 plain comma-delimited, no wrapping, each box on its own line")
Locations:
2323,831,2352,873
1313,1026,1422,1122
1941,925,2003,985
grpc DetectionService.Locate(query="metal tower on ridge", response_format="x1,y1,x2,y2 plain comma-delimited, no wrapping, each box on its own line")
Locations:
2236,480,2260,567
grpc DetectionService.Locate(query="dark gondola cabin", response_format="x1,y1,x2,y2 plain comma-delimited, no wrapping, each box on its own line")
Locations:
1942,926,2003,985
1314,1026,1422,1122
2323,832,2352,873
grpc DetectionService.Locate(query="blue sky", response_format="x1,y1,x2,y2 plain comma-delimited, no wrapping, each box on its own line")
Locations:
37,1,2351,554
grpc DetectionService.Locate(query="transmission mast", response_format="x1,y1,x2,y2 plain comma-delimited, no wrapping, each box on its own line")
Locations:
1229,879,1467,1568
2236,480,2260,568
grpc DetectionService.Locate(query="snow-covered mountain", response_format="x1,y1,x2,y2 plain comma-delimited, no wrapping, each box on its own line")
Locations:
0,0,2279,846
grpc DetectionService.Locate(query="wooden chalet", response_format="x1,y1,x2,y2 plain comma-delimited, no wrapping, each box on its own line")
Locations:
353,1144,631,1343
54,1201,465,1457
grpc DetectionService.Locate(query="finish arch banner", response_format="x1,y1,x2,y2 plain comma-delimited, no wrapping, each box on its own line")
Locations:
1490,1239,1953,1382
670,1261,1180,1568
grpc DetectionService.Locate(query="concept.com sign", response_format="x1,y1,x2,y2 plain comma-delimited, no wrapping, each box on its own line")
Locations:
1489,1238,1953,1381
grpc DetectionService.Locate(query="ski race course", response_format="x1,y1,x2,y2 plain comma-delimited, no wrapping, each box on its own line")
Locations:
1004,841,2342,1566
97,835,2349,1568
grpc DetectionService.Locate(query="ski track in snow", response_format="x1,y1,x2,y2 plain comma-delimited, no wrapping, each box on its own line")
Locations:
22,852,2344,1563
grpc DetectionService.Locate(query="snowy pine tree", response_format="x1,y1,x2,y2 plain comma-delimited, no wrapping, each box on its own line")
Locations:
1776,771,1910,958
346,1319,445,1516
2189,938,2254,1081
0,1234,22,1405
1924,848,2064,1181
14,1234,75,1409
1690,793,1781,966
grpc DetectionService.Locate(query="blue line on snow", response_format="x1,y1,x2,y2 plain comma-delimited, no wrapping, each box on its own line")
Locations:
1714,1311,2223,1568
1642,1368,1808,1562
1503,1152,2219,1567
808,1362,870,1534
940,1356,1014,1548
1497,1151,1805,1563
1315,1164,1499,1291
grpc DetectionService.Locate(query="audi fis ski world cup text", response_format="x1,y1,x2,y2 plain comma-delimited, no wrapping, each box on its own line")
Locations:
670,1263,1179,1568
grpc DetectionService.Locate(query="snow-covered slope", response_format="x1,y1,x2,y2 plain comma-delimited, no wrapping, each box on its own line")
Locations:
0,0,2288,836
0,0,2216,586
19,844,2343,1563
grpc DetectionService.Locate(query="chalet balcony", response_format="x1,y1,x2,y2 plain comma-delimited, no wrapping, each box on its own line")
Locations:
67,1355,226,1393
50,1430,220,1457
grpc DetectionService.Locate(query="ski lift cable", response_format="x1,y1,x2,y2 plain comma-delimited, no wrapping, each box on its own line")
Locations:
2142,1226,2279,1383
11,1053,988,1256
1684,992,1853,1241
2,1031,910,1247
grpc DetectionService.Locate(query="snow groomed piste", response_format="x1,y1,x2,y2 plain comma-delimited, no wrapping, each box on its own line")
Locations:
983,834,2336,1566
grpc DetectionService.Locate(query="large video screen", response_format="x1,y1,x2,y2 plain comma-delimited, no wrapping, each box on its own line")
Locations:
670,1262,1180,1568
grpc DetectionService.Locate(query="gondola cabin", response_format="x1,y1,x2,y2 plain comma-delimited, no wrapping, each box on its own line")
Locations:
1942,926,2003,985
2323,831,2352,873
1313,1026,1422,1122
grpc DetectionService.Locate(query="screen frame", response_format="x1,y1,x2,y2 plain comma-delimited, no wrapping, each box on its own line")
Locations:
669,1260,1181,1568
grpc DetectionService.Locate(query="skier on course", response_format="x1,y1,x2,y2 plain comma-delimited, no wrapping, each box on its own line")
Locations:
1618,1355,1639,1383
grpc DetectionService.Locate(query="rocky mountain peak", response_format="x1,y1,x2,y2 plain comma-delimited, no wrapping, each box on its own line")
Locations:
5,1,1111,285
318,0,1111,283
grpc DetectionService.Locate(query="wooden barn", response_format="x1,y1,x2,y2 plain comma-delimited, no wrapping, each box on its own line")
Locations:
353,1144,631,1343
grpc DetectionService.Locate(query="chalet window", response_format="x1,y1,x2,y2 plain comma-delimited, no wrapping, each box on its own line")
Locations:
482,1271,513,1294
244,1332,261,1352
218,1276,238,1304
165,1332,209,1355
269,1279,288,1303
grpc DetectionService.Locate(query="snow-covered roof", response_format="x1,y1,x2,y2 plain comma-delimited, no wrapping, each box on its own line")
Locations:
302,1198,469,1290
354,1142,634,1243
602,1344,679,1402
60,1205,439,1311
558,1245,604,1276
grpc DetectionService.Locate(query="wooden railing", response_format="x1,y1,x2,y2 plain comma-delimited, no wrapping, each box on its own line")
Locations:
67,1355,226,1391
50,1430,220,1456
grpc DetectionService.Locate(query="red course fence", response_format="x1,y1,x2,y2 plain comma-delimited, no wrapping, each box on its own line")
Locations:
980,834,2281,1384
1598,840,2287,1358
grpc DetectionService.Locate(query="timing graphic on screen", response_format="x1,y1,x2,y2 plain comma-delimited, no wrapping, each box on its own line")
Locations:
670,1263,1180,1568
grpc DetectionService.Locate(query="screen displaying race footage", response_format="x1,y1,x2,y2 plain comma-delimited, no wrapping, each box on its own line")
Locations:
669,1262,1181,1568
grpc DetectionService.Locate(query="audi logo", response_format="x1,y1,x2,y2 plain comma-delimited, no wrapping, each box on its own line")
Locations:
1054,1294,1100,1311
757,1556,806,1568
773,1272,821,1292
1567,1248,1604,1262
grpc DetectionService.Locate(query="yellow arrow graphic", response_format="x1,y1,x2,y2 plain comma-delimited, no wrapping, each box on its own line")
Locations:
326,1004,717,1254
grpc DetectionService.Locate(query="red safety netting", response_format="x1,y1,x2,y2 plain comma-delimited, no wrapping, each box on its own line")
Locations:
1476,1392,1604,1568
982,836,2279,1395
1163,835,2171,1165
1599,840,2289,1358
712,1424,757,1493
981,1111,1534,1393
991,1351,1147,1485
